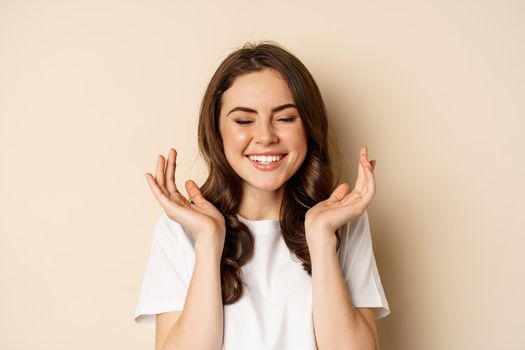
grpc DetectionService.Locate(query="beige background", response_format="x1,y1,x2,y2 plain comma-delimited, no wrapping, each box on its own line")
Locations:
1,0,524,349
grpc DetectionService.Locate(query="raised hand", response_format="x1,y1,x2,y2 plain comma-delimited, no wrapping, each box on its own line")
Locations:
144,148,226,248
304,146,376,248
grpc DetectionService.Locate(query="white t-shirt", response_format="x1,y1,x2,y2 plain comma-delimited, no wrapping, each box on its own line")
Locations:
134,211,390,349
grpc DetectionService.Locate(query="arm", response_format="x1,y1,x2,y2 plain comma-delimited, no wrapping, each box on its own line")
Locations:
310,238,378,350
305,147,380,349
144,148,226,350
157,238,223,350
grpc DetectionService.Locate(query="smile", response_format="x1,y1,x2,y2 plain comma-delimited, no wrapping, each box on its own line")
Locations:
245,154,287,171
247,154,285,164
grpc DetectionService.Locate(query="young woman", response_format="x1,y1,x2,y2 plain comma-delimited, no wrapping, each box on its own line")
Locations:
134,41,390,350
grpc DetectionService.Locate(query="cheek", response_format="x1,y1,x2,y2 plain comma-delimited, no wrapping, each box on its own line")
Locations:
222,128,251,154
284,127,308,155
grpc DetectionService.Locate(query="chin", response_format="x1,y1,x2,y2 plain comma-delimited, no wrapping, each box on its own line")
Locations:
247,180,286,192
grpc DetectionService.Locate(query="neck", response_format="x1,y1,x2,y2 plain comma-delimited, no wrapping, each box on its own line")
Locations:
237,185,284,221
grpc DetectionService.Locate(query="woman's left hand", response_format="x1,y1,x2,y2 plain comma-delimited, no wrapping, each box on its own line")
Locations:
305,147,376,248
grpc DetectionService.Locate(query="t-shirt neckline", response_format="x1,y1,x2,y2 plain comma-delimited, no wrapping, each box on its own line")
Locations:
236,213,281,232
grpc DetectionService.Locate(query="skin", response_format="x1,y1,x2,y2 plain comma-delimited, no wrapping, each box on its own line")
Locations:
218,68,307,220
305,146,377,248
306,146,380,349
144,68,380,349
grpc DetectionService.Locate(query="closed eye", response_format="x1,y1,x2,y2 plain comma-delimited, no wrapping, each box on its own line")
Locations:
278,116,298,123
233,116,298,125
234,119,253,125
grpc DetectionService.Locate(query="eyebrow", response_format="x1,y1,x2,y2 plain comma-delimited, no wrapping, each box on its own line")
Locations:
226,103,297,116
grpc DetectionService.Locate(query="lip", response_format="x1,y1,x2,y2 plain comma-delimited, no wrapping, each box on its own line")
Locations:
245,154,287,171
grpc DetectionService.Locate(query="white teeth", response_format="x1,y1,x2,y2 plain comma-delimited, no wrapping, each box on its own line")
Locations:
248,155,284,163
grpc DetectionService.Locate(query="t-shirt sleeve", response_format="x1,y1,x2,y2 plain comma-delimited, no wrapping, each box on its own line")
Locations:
133,213,194,329
338,210,390,319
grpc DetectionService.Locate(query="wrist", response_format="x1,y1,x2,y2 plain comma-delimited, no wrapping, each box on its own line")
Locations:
195,235,224,261
305,227,337,256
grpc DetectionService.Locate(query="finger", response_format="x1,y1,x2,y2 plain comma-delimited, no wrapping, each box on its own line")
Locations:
155,155,170,197
166,148,178,195
328,183,351,202
361,155,374,176
360,146,367,158
361,159,376,201
357,147,367,177
185,180,207,205
355,151,368,192
145,172,174,210
370,159,376,171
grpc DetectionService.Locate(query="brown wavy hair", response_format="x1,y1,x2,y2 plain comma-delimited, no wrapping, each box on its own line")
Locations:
198,41,340,304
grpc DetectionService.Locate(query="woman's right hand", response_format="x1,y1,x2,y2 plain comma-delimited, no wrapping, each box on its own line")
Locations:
144,148,226,252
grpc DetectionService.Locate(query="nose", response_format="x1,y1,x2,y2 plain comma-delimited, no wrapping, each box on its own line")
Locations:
254,122,278,145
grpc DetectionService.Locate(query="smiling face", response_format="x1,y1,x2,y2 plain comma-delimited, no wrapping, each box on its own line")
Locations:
219,68,308,194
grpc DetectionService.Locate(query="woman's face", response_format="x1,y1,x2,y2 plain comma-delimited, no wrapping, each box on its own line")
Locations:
219,68,308,193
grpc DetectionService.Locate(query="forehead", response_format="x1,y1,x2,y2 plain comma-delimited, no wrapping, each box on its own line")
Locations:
220,69,294,112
